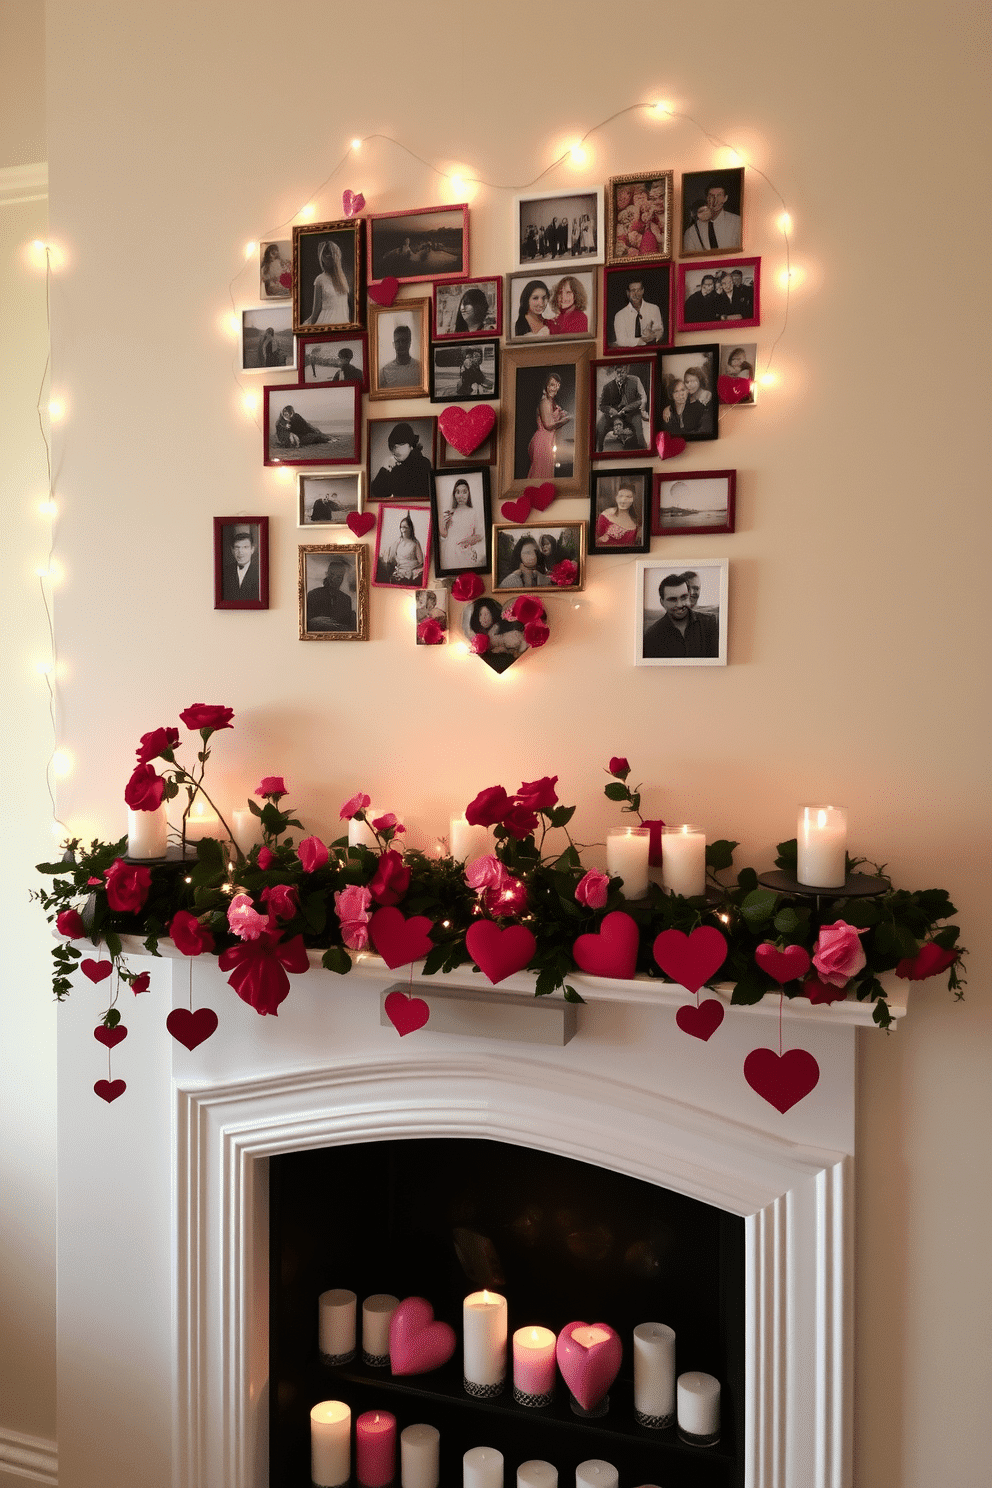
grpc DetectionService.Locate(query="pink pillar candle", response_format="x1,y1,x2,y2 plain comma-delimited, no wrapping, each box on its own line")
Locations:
356,1410,397,1488
512,1326,556,1397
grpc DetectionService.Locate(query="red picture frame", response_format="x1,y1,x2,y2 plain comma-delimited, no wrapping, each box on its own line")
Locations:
651,469,737,537
588,357,656,460
297,332,369,391
262,383,361,467
214,516,269,610
367,203,469,286
676,257,760,333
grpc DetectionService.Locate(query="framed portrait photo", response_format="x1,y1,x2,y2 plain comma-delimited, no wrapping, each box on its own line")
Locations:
603,263,673,353
719,341,757,404
588,469,652,555
373,503,432,590
680,168,745,256
657,346,720,443
367,415,435,503
259,239,292,300
606,170,673,263
367,204,469,285
292,219,364,334
298,333,368,391
590,357,655,458
431,467,492,578
263,383,361,466
513,187,604,272
652,470,736,537
415,586,448,645
241,305,296,374
429,339,499,403
505,268,598,345
214,517,269,610
368,299,430,400
635,559,728,667
677,258,760,333
299,544,368,641
433,277,501,340
297,471,364,528
500,342,591,498
493,521,586,594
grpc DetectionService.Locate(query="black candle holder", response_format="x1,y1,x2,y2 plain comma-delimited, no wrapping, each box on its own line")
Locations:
757,869,888,905
569,1391,609,1418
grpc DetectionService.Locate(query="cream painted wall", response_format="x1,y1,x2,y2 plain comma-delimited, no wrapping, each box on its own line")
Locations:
33,0,991,1483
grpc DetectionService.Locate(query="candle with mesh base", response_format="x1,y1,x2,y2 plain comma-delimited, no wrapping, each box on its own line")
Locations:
677,1370,721,1445
512,1325,556,1405
318,1288,357,1362
633,1321,676,1427
356,1410,397,1488
463,1290,507,1396
311,1401,351,1487
363,1292,399,1365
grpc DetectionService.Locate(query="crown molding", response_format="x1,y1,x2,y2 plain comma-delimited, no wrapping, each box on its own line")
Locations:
0,162,48,207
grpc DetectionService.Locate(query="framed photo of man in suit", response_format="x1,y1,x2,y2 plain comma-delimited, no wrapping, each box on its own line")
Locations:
635,559,728,667
602,264,673,354
589,358,655,458
214,517,269,610
680,168,745,256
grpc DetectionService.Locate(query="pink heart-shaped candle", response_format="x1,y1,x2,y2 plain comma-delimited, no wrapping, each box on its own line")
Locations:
675,998,725,1042
556,1321,622,1411
655,432,686,461
384,990,430,1036
347,511,377,538
652,926,727,993
465,921,536,984
717,375,753,405
81,958,113,984
342,189,365,217
525,481,556,512
368,277,400,307
754,942,812,985
500,496,532,523
166,1006,219,1050
744,1047,820,1114
438,404,497,456
369,907,435,970
572,911,639,980
94,1079,126,1103
94,1023,127,1048
389,1296,456,1375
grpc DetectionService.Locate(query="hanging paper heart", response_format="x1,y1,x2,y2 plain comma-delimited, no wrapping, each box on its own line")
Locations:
717,375,753,405
465,921,536,984
755,942,811,985
384,990,431,1037
81,959,113,984
572,911,639,980
556,1321,622,1412
278,271,292,289
652,926,727,993
525,481,556,512
437,403,497,456
500,495,532,523
389,1296,457,1375
368,277,400,307
675,998,725,1042
166,1007,219,1051
803,975,847,1006
94,1023,127,1048
94,1079,126,1104
342,189,365,218
347,511,377,538
369,907,435,970
744,1047,820,1113
655,432,686,461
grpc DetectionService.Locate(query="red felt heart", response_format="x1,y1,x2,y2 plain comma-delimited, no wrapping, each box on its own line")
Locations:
652,926,727,994
81,959,113,984
384,990,430,1036
466,921,536,985
369,907,435,970
675,998,725,1041
524,481,555,512
279,270,292,288
166,1007,219,1051
500,496,532,523
94,1079,126,1104
572,911,639,980
744,1047,820,1114
94,1023,127,1048
342,189,365,217
347,511,377,537
803,975,847,1006
390,1296,457,1375
755,942,812,984
655,432,686,460
556,1321,623,1412
368,277,399,306
438,404,497,456
717,375,753,405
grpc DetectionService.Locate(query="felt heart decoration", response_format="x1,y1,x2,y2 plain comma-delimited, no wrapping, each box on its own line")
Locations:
278,271,292,288
94,1023,127,1048
803,975,847,1006
556,1321,622,1412
94,1079,126,1104
465,921,536,985
81,959,113,984
675,998,725,1042
572,911,639,980
755,942,812,985
655,432,686,461
342,189,365,217
384,990,431,1036
369,907,435,970
368,277,399,307
744,1047,820,1114
389,1296,457,1375
500,496,532,523
347,511,377,537
166,1006,219,1051
652,926,728,994
525,481,556,512
717,375,753,405
437,403,497,456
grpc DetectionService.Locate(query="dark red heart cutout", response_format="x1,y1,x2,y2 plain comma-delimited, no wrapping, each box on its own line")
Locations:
437,404,497,456
744,1047,820,1114
652,926,727,994
347,511,377,537
166,1007,219,1050
525,481,556,512
81,959,113,984
278,271,292,288
717,375,753,405
803,975,846,1005
94,1079,126,1103
675,998,725,1041
94,1023,127,1048
368,277,400,307
755,942,811,984
572,911,639,980
655,432,686,460
369,907,434,970
384,991,430,1036
501,496,532,523
466,921,536,985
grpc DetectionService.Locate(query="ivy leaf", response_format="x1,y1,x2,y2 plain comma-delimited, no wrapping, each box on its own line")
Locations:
321,946,351,975
706,840,738,871
736,866,758,893
421,944,449,977
604,782,629,802
731,968,773,1005
874,921,919,960
773,908,799,934
741,888,778,925
302,893,327,934
774,838,798,872
105,930,122,958
546,805,576,828
562,985,585,1004
195,837,226,872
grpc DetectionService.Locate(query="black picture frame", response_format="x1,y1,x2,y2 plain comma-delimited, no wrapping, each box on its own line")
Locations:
430,467,492,578
588,469,652,554
429,339,500,403
602,263,673,353
657,345,720,443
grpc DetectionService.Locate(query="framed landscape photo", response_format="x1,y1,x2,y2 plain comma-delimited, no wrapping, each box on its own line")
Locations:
241,306,296,373
719,343,757,404
606,171,673,263
505,268,598,344
298,333,368,390
680,168,745,256
500,342,591,498
513,187,604,272
367,204,469,285
603,263,673,353
431,467,492,577
635,559,728,667
652,470,736,537
214,517,269,610
259,239,292,300
373,503,432,590
677,258,760,332
590,357,655,458
493,521,586,594
429,339,499,403
657,346,720,442
588,469,652,555
298,471,364,528
367,416,436,502
368,300,430,400
264,383,361,466
433,277,501,340
292,219,364,334
299,544,369,640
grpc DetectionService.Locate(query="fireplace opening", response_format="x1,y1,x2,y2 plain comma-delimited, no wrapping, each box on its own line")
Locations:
269,1137,745,1486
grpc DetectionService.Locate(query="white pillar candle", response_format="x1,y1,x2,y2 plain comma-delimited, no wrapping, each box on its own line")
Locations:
400,1423,440,1488
463,1290,507,1390
318,1288,357,1360
127,803,167,859
231,807,265,855
311,1400,351,1488
677,1370,721,1441
797,805,848,888
661,824,706,898
463,1445,504,1488
633,1322,676,1424
362,1292,399,1361
575,1462,619,1488
349,808,381,849
605,826,650,899
512,1325,557,1400
450,815,492,863
517,1463,557,1488
184,797,221,843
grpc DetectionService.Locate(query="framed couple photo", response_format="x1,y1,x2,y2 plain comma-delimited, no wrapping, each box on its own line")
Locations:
657,346,720,443
263,384,362,467
297,471,364,528
680,168,745,256
241,306,295,373
505,268,597,344
635,560,729,667
367,204,469,285
429,339,499,403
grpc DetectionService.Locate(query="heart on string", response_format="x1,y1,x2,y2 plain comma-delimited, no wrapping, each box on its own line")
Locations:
465,921,536,984
278,271,292,288
717,375,753,405
390,1296,457,1375
652,926,727,994
437,403,497,456
368,277,400,307
755,942,812,985
572,911,639,980
94,1079,126,1104
342,189,365,217
556,1321,622,1412
94,1023,127,1048
166,1007,219,1051
655,432,686,460
500,496,532,523
384,990,430,1036
347,511,377,537
525,481,555,512
744,1047,820,1114
675,998,725,1042
81,959,113,984
369,907,435,970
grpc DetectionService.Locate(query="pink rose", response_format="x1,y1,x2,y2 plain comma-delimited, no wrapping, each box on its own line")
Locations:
255,776,287,797
896,943,958,981
169,910,215,956
417,618,445,645
179,704,234,733
340,791,371,820
104,858,152,914
56,908,87,939
135,726,179,764
369,849,410,906
451,572,485,602
334,883,372,951
575,869,609,909
372,813,406,835
261,883,299,922
297,835,329,873
470,633,490,654
465,785,510,827
523,620,549,648
803,975,847,1005
124,763,165,812
812,920,868,987
502,803,539,841
484,876,528,917
340,918,370,950
130,971,151,995
608,757,630,778
516,775,558,812
465,855,509,891
507,595,545,625
257,846,274,869
227,893,271,941
550,559,577,588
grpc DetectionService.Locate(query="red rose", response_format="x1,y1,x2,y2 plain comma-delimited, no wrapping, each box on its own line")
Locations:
484,876,528,917
56,908,87,939
369,849,411,906
255,776,287,797
508,595,545,625
642,818,665,866
515,775,559,811
502,804,539,841
465,785,510,827
124,763,165,812
470,633,490,655
104,858,152,914
550,559,577,588
895,943,958,981
179,703,234,733
130,972,151,995
169,910,215,956
257,846,274,869
608,757,630,779
451,572,485,602
297,835,329,873
218,931,309,1016
135,726,179,764
261,883,299,922
803,974,847,1005
523,621,549,648
417,618,445,645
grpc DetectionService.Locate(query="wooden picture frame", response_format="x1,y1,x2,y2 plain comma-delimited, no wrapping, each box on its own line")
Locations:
368,299,430,400
292,220,364,334
214,516,269,610
299,543,369,640
492,520,586,594
499,342,591,497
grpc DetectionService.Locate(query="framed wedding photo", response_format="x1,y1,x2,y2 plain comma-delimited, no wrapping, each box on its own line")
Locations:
513,187,604,272
368,300,430,400
299,544,368,641
505,268,598,344
259,239,292,300
652,470,736,537
431,467,492,578
367,204,469,285
292,220,364,334
298,471,364,528
590,357,655,458
429,339,499,403
214,517,269,610
241,306,296,373
298,333,368,390
433,277,501,340
263,383,361,466
657,346,720,442
602,263,673,353
680,168,745,255
588,469,652,555
373,503,432,590
500,342,591,498
677,258,760,333
635,559,728,667
367,416,436,502
493,521,586,594
606,171,673,264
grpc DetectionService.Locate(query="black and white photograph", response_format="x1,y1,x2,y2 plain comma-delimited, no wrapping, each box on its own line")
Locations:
292,219,364,334
606,171,673,264
429,340,499,403
461,595,537,675
603,263,673,352
657,346,720,442
438,429,496,468
263,383,361,467
636,559,728,666
299,544,368,641
214,517,269,610
493,521,586,594
719,343,757,404
431,467,492,577
368,300,430,400
373,504,432,590
514,188,603,271
677,259,760,332
241,306,296,373
367,416,435,502
501,343,591,497
588,469,652,555
433,278,501,340
260,239,292,299
298,334,368,389
368,204,469,284
652,470,736,537
298,472,363,527
590,357,655,457
415,587,448,644
505,269,597,343
680,169,745,255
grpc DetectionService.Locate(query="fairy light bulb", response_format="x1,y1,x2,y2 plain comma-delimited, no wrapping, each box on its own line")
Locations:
450,175,464,194
298,202,316,221
758,371,777,388
244,240,257,259
35,661,52,675
48,398,65,421
38,500,57,516
242,391,259,415
651,100,673,117
569,142,587,165
777,211,793,233
52,750,71,777
351,138,361,150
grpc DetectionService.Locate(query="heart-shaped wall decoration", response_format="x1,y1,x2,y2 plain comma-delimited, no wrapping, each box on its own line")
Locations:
368,277,400,307
166,1007,219,1051
556,1321,622,1412
744,1047,820,1114
347,510,377,538
81,959,113,984
389,1296,457,1375
675,998,725,1042
384,990,430,1036
754,943,811,985
572,911,640,980
369,907,435,970
524,481,556,512
94,1023,127,1048
717,375,753,405
652,926,727,993
465,921,536,984
94,1079,126,1103
437,404,497,456
500,496,532,523
655,432,687,460
461,597,549,674
342,189,365,218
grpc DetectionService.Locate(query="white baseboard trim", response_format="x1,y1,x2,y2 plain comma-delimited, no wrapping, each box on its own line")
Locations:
0,1426,57,1485
0,163,48,207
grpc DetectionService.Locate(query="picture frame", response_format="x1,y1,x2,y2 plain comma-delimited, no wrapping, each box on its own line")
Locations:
241,306,296,374
500,342,591,497
602,263,673,353
429,339,499,403
367,416,436,502
367,204,469,285
299,544,369,641
433,277,501,340
719,342,757,404
590,357,655,458
606,171,673,264
652,470,737,537
679,168,745,256
415,586,449,645
438,430,496,468
292,219,364,334
431,467,492,577
263,383,361,466
297,471,364,528
493,521,586,594
373,503,432,590
677,258,760,333
657,346,720,442
259,239,292,300
635,559,728,667
513,186,604,271
588,469,652,555
505,268,598,345
368,299,430,400
214,517,269,610
298,333,369,391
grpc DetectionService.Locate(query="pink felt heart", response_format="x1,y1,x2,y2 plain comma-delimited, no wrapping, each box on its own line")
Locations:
655,432,686,460
525,481,556,512
389,1296,457,1375
556,1321,622,1411
279,270,292,289
347,511,377,537
384,990,430,1036
465,921,536,985
500,496,532,523
342,189,365,217
652,926,728,994
572,911,639,980
744,1047,820,1114
166,1007,219,1051
717,375,753,405
368,277,399,307
81,959,113,984
675,998,725,1041
94,1023,127,1048
94,1079,126,1104
438,404,497,456
369,907,435,970
755,942,812,985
